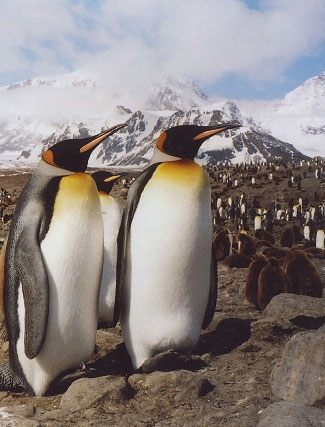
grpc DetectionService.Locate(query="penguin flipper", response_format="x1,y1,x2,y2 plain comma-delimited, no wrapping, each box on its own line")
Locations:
14,227,49,359
114,163,161,326
202,245,218,330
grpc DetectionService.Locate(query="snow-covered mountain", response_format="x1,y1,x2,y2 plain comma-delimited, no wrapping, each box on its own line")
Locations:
237,72,325,158
1,69,323,169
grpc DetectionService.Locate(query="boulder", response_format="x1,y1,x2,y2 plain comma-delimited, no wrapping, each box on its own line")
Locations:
0,405,39,427
262,293,325,329
128,370,213,401
271,326,325,405
60,376,128,413
257,401,325,427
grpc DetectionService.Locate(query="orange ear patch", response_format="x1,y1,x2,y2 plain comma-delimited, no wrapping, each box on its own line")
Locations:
156,132,167,152
42,150,57,167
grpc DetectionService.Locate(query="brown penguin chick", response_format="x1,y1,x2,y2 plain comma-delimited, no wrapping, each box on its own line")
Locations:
304,247,325,259
262,246,288,259
213,229,231,261
223,253,252,268
255,229,275,244
245,254,268,306
292,224,303,244
284,250,323,297
280,227,293,248
255,240,273,249
258,257,292,310
238,233,256,258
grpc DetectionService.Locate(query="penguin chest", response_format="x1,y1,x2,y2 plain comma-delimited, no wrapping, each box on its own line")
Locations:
124,161,212,349
18,174,103,392
40,173,104,326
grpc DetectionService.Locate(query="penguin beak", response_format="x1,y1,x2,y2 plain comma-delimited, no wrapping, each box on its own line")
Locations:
104,175,121,183
80,123,127,153
193,122,241,141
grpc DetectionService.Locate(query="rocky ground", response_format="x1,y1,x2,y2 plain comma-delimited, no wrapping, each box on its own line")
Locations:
0,163,323,426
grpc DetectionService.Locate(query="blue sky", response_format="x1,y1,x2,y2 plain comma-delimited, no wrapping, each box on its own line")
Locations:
1,0,325,100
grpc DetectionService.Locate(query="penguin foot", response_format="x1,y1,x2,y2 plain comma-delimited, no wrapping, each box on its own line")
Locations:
0,362,24,392
140,350,207,374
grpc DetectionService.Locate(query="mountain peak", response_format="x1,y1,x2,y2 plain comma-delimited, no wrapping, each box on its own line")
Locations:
145,77,209,111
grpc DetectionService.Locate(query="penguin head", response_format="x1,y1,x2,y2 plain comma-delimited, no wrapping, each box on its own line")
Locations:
91,171,125,194
42,124,127,172
155,123,241,160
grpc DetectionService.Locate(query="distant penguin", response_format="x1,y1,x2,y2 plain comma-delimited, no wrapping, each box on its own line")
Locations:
284,250,322,297
255,229,274,245
245,254,268,307
0,124,126,396
238,233,256,258
254,215,262,230
91,171,124,327
316,229,325,250
117,122,241,369
257,257,292,310
213,229,232,261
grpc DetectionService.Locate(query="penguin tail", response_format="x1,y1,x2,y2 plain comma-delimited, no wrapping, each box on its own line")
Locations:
0,362,24,392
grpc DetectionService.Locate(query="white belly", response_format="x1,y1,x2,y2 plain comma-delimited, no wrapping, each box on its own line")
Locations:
98,195,123,324
16,184,103,396
121,171,212,369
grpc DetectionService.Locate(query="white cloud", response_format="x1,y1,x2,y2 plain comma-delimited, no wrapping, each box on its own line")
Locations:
1,0,325,93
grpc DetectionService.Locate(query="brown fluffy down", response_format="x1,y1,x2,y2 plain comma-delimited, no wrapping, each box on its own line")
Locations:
238,233,256,258
284,250,323,297
245,254,268,306
255,229,274,244
257,257,292,310
224,253,252,268
213,229,231,261
255,240,273,249
262,246,288,259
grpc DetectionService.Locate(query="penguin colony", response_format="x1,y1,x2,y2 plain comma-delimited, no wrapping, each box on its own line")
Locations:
0,121,242,395
208,158,324,310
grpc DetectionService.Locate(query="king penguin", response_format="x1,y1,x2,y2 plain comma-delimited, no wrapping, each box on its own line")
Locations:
116,122,241,370
0,124,126,396
91,171,124,327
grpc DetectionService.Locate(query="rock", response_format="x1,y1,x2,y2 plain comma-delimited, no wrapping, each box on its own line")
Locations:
60,376,128,412
0,405,39,427
257,401,325,427
271,326,325,405
128,370,214,402
140,350,207,373
263,294,325,329
250,317,300,342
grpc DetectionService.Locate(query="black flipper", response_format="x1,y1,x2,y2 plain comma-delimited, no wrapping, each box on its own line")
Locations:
0,362,24,391
14,225,49,359
113,163,161,326
202,245,218,330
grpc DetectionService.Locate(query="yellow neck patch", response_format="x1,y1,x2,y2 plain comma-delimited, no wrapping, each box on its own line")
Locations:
54,173,98,215
153,159,208,186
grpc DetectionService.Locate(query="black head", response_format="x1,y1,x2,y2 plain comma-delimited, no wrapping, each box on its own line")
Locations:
156,123,241,159
91,170,124,194
42,124,127,172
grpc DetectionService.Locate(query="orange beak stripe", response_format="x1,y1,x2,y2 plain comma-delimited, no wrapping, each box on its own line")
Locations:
193,127,228,141
104,175,121,183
